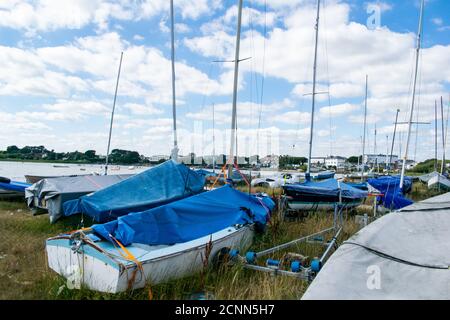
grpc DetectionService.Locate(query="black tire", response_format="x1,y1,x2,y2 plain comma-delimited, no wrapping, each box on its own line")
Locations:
0,176,11,183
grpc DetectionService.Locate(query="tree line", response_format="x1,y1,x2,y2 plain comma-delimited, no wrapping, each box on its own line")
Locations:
0,145,149,165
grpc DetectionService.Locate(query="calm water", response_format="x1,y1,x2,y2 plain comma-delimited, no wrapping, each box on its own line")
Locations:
0,161,149,182
0,161,341,183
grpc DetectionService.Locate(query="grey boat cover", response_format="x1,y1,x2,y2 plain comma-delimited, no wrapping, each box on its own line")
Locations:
302,192,450,300
25,174,132,223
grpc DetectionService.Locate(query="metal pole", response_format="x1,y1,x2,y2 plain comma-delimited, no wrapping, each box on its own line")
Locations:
170,0,179,162
104,52,123,176
435,100,438,172
212,103,216,174
386,135,389,168
400,0,424,191
228,0,244,179
306,0,321,179
441,96,446,174
361,75,368,181
389,109,400,169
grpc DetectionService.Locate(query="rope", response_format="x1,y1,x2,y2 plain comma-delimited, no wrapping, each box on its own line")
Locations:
344,241,449,270
109,234,145,290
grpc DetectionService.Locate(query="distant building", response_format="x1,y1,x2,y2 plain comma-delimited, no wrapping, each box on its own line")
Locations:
311,157,326,165
260,155,279,168
237,156,247,165
249,155,259,166
325,156,347,168
363,154,398,166
148,155,169,163
179,154,193,165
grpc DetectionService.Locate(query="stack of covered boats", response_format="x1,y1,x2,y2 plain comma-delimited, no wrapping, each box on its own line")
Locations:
43,160,275,292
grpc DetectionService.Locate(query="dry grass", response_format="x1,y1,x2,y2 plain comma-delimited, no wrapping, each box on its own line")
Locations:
1,181,436,300
0,197,360,300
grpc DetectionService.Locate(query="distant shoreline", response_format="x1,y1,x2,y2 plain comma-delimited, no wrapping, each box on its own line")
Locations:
0,159,147,166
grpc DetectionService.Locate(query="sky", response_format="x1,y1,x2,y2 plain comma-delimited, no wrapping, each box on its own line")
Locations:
0,0,449,161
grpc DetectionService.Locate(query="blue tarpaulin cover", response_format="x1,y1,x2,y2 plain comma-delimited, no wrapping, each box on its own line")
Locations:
368,176,413,210
284,179,368,199
92,185,275,246
195,169,218,177
63,160,205,223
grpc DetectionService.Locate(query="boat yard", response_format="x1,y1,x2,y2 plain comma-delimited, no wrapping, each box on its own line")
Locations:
0,0,449,305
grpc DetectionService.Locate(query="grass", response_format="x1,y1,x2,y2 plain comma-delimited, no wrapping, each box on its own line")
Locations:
0,181,444,300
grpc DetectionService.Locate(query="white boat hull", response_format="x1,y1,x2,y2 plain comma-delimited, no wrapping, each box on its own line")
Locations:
46,226,253,293
428,174,450,190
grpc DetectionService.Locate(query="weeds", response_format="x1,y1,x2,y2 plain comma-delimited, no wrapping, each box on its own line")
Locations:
0,181,442,299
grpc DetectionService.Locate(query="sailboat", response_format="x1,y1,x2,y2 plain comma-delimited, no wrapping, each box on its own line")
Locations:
25,53,133,222
45,0,275,292
428,97,450,190
282,0,367,211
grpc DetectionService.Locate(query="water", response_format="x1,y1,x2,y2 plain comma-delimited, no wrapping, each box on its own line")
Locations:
0,161,149,182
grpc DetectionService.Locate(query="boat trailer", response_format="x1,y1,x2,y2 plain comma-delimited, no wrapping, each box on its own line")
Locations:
227,203,345,281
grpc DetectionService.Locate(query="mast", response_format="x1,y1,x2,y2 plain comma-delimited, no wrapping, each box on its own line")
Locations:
399,0,424,190
227,0,244,179
361,75,368,180
306,0,321,179
385,135,389,168
435,100,438,171
104,51,123,175
170,0,179,162
389,109,400,170
374,124,377,171
212,103,216,174
441,96,445,174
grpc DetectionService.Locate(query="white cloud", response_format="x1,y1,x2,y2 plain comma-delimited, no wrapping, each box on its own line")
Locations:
319,103,359,116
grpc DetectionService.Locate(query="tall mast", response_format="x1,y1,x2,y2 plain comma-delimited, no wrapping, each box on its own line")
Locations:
306,0,321,178
212,103,216,174
385,135,389,167
228,0,244,179
399,0,424,190
361,75,368,180
440,96,445,174
104,51,123,175
389,109,400,170
170,0,179,162
435,100,438,171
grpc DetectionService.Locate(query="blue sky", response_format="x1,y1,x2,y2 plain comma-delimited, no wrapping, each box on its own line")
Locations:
0,0,448,161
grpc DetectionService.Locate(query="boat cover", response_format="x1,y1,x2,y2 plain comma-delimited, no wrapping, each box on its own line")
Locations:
302,192,450,300
313,171,335,180
283,179,368,199
367,176,413,210
25,174,132,223
418,171,439,183
64,160,205,223
92,185,275,246
195,169,218,177
0,180,31,193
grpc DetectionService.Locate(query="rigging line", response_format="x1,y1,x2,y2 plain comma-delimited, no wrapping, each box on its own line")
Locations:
344,241,448,270
256,0,267,157
293,1,317,152
322,0,333,156
413,47,424,162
